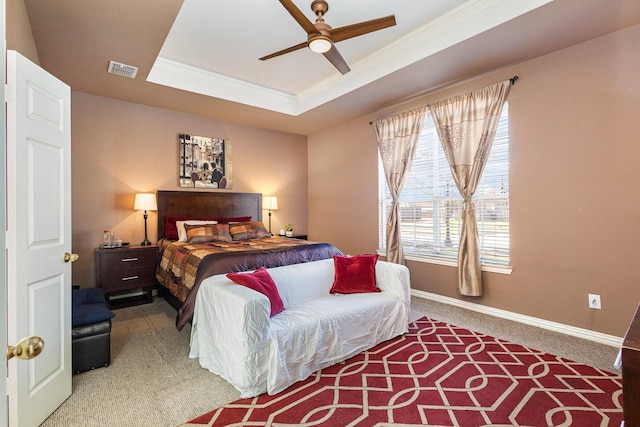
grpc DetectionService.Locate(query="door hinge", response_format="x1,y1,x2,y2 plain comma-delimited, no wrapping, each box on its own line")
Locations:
6,372,15,396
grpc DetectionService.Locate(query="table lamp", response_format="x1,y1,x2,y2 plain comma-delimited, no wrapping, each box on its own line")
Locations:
134,193,157,246
262,196,278,235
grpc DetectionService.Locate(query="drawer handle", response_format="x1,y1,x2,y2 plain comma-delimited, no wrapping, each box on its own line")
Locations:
121,257,139,262
121,275,139,281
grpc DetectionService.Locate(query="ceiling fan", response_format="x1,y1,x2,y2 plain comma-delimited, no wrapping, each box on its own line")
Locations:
260,0,396,74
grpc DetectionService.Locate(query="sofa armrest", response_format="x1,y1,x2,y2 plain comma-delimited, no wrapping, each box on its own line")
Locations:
190,274,272,396
375,261,411,322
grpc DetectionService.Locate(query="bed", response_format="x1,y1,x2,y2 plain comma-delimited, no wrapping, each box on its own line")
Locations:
155,190,344,330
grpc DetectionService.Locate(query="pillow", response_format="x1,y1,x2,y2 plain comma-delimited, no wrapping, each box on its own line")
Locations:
176,220,218,242
214,216,251,224
330,254,381,294
165,216,252,240
184,223,232,244
165,216,192,240
72,287,107,306
72,303,115,328
229,221,271,241
227,268,284,317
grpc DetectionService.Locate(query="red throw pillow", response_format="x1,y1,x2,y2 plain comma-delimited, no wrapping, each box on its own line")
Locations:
165,216,192,240
330,254,381,294
227,268,285,317
215,216,252,224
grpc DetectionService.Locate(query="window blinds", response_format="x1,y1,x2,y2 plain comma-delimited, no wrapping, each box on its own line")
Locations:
378,104,510,266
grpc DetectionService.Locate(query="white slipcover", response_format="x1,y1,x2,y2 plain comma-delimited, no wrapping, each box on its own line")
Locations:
189,258,411,397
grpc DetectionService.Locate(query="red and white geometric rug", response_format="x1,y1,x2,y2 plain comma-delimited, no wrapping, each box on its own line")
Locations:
182,317,623,427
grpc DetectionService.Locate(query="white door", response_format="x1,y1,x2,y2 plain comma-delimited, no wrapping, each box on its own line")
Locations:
1,1,8,425
6,50,72,426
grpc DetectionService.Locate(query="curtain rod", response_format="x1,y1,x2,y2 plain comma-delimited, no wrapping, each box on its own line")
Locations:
369,75,519,125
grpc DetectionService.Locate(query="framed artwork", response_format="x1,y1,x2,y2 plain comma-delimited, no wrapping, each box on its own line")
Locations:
179,134,232,188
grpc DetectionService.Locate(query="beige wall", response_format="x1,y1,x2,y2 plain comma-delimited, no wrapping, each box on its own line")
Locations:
309,24,640,338
71,93,308,287
6,0,38,63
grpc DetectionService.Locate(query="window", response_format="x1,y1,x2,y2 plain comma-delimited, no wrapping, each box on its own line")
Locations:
378,104,509,267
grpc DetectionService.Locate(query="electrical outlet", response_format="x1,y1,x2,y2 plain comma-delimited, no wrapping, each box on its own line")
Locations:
588,294,601,310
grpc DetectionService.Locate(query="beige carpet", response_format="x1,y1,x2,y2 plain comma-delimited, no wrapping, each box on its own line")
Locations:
41,297,620,427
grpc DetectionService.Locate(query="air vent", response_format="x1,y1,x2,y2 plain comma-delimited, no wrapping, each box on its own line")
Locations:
107,61,138,79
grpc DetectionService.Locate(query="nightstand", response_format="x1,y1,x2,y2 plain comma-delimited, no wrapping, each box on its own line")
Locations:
95,245,158,309
286,234,308,240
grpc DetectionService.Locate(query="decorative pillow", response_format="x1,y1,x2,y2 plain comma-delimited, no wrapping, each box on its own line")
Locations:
330,254,381,294
184,223,232,244
165,215,252,240
177,220,218,242
227,268,284,317
229,221,271,241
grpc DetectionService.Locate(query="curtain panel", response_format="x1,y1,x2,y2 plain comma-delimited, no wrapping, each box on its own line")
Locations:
374,107,428,264
429,80,511,296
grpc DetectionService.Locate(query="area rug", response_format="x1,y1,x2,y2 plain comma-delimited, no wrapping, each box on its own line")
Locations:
181,317,623,426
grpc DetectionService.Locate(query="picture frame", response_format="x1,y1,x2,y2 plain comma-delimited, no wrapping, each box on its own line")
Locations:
179,133,233,189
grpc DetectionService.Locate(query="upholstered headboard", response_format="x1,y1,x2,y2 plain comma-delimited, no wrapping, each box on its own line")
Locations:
157,191,262,239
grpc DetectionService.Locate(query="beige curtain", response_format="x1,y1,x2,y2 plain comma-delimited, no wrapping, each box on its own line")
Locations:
429,80,511,296
374,107,428,264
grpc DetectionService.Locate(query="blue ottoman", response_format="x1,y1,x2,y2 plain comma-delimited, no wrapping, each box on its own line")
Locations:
72,288,115,374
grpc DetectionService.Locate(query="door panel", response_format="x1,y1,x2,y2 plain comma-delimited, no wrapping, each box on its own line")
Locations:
31,277,64,385
6,50,72,427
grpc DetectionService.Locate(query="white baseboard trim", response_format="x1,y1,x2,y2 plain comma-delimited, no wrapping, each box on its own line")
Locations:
412,289,624,348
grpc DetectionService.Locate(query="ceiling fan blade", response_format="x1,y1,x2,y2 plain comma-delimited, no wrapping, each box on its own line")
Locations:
278,0,318,35
323,45,350,74
259,41,307,61
330,15,396,43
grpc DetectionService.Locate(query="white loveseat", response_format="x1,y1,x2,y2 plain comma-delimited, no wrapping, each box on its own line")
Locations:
189,257,411,398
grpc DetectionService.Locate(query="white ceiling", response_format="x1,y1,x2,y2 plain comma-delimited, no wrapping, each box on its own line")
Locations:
23,0,640,135
148,0,550,115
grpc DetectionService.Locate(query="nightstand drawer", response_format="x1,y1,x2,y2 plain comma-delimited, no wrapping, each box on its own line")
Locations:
99,267,157,293
95,245,159,308
98,248,157,271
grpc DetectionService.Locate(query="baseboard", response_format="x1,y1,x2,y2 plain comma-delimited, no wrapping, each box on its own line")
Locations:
412,289,624,348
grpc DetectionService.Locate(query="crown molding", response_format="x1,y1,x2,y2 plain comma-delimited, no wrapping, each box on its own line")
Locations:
147,0,553,116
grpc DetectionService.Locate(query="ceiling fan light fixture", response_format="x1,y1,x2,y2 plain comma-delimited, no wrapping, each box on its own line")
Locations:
263,0,395,74
308,35,332,54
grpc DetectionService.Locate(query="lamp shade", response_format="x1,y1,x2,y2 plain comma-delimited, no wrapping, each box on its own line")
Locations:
263,196,278,211
134,193,157,211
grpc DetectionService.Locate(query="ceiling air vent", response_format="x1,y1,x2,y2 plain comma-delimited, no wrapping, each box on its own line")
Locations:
107,61,138,79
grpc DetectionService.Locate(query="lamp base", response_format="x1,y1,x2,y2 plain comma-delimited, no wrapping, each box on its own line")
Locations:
141,211,151,246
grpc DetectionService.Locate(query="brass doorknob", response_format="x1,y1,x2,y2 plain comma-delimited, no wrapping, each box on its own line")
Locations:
64,252,79,263
7,336,44,361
